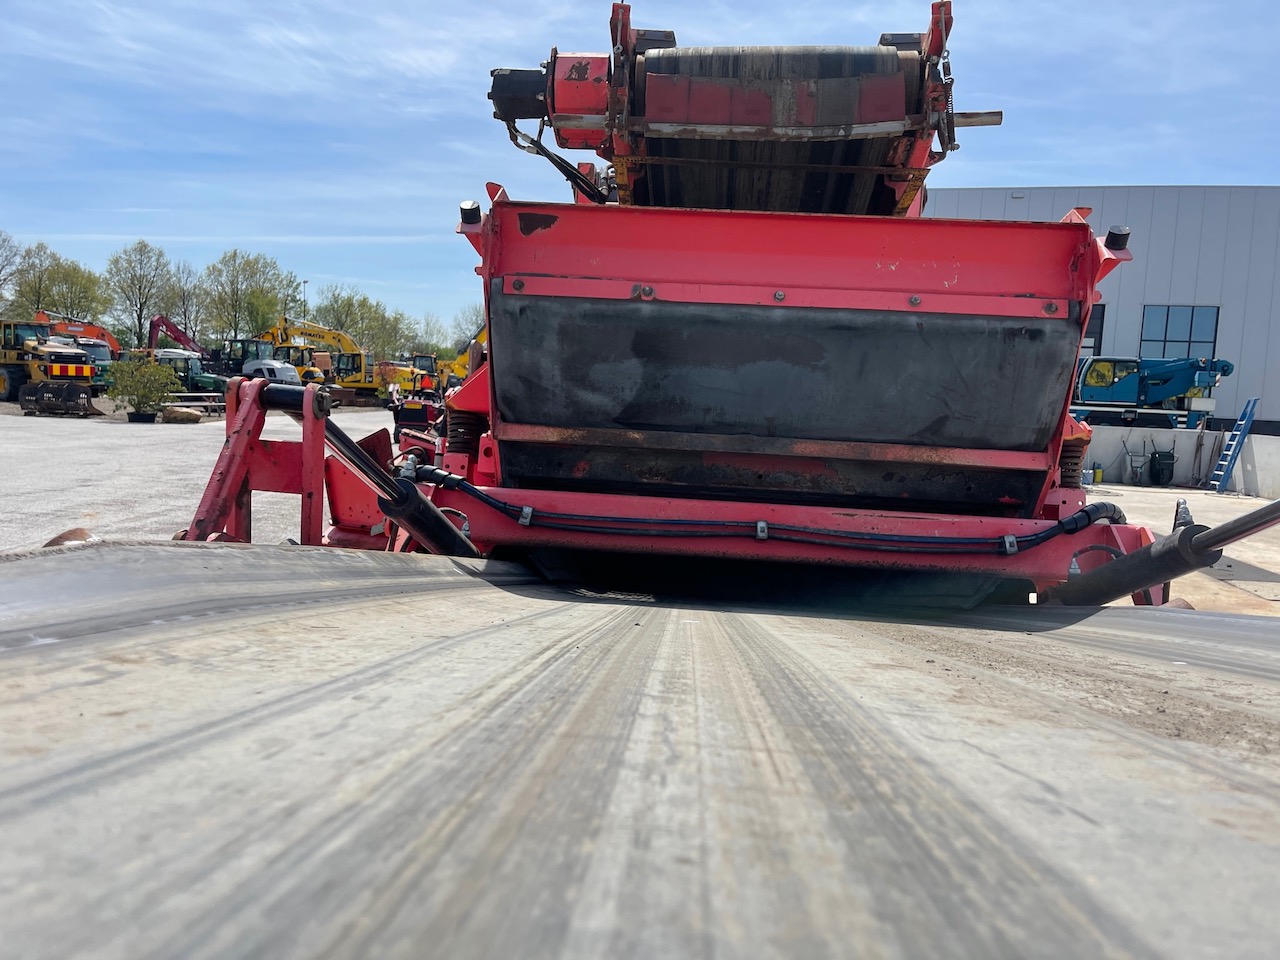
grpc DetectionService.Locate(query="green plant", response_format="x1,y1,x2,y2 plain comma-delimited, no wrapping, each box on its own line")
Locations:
106,359,182,414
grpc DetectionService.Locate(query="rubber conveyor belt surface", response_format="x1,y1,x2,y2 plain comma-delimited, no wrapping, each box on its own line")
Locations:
2,542,1278,959
636,45,918,213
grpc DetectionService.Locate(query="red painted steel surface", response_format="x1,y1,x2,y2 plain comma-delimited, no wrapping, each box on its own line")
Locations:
184,378,328,546
498,275,1072,319
468,194,1101,521
426,484,1152,590
479,201,1101,306
180,1,1166,603
148,314,208,356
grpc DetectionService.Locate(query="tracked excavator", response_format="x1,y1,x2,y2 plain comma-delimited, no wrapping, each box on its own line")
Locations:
6,5,1280,955
255,316,421,396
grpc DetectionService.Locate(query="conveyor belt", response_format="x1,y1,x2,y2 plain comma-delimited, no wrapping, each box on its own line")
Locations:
2,543,1278,958
637,45,920,213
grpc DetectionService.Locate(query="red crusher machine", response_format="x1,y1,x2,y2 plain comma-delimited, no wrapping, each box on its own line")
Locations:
183,3,1280,606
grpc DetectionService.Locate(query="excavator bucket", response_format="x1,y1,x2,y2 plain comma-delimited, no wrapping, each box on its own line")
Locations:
18,381,104,417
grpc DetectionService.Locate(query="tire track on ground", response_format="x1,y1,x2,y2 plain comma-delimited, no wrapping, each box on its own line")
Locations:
727,612,1159,959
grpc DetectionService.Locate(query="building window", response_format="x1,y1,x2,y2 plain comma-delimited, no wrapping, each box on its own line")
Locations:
1081,303,1105,356
1140,305,1219,359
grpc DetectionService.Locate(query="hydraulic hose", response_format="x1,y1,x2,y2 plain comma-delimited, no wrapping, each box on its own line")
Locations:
258,384,479,558
420,466,1126,557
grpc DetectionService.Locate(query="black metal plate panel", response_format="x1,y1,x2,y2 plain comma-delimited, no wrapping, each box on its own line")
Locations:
497,442,1044,516
490,292,1078,452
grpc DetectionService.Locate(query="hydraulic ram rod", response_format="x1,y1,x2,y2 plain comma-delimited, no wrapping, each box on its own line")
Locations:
1191,498,1280,552
1039,497,1280,606
321,422,480,558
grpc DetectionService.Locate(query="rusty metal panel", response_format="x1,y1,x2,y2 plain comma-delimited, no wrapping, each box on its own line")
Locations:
856,71,908,122
495,441,1046,515
643,75,887,129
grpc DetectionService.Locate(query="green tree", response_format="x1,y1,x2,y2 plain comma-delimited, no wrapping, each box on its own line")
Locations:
405,311,451,357
4,242,59,319
105,240,173,347
368,308,414,363
0,230,20,302
46,258,111,322
449,303,485,353
310,283,363,333
166,259,208,344
309,284,421,361
278,270,304,319
5,244,109,323
202,250,291,339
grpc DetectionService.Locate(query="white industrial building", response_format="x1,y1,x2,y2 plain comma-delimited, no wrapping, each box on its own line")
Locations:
929,185,1280,431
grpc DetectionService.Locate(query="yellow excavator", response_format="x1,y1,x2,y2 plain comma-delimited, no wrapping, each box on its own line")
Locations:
255,317,418,395
436,326,487,392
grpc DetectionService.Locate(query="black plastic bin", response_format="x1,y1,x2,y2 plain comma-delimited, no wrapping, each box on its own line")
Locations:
1148,449,1176,486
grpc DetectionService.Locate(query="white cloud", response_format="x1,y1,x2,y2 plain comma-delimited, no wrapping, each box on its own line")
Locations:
1,0,1275,323
35,233,451,244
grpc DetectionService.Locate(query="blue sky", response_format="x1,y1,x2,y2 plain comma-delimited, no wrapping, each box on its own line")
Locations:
1,1,1270,323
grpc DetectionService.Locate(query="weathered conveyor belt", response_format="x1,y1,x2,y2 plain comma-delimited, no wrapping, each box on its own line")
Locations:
2,543,1278,959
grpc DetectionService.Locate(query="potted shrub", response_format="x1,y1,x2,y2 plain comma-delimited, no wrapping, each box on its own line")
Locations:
106,359,182,423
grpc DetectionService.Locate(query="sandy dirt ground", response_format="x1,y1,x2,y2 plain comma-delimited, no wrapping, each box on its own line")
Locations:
0,544,1277,958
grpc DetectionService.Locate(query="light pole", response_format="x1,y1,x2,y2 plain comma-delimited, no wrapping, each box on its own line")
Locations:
302,279,309,320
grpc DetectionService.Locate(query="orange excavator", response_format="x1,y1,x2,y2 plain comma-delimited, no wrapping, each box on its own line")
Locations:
45,312,123,396
46,314,123,359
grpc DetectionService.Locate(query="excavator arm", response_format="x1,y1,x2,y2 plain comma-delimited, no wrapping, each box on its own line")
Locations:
148,315,209,357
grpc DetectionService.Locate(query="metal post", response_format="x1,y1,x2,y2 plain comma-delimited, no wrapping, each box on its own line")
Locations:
299,384,327,545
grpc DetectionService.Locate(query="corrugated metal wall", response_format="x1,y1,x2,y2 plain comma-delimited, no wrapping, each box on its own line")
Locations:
928,186,1280,423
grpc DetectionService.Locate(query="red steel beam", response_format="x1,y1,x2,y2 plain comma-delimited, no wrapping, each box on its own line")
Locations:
429,484,1151,587
481,201,1100,308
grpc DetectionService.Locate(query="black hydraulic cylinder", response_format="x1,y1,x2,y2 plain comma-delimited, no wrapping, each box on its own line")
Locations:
1038,524,1221,606
376,477,481,559
260,382,332,417
325,428,480,559
263,384,479,558
320,417,401,502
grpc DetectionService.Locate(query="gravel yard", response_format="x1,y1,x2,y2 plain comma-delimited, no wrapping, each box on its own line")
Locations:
0,400,395,550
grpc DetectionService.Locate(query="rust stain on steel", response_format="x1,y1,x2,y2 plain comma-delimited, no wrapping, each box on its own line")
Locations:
496,422,1051,471
517,213,559,236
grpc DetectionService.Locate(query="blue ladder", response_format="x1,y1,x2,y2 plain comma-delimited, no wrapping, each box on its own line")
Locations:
1209,397,1260,492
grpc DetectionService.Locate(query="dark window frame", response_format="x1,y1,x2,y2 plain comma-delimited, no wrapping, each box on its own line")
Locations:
1140,304,1219,359
1081,303,1105,356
